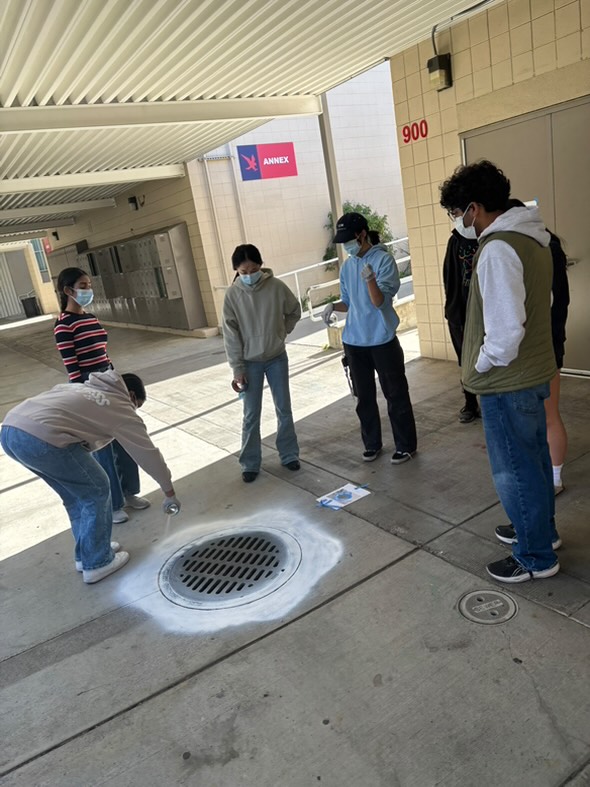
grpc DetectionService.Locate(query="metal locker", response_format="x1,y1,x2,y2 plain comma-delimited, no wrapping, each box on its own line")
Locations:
154,231,182,299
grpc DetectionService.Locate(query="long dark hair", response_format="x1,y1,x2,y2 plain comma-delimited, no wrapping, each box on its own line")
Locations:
231,244,263,270
57,267,88,310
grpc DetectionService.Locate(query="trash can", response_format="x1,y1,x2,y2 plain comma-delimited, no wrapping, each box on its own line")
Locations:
20,296,41,318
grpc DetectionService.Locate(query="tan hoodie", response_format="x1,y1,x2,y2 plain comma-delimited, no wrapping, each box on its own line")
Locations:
2,370,172,491
222,268,301,377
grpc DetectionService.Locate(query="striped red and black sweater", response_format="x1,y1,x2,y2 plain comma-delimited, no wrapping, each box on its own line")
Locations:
54,311,111,382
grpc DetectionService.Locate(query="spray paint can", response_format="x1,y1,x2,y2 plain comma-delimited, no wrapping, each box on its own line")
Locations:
164,501,180,516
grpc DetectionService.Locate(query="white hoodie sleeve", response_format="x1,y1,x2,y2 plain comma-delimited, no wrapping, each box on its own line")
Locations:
475,240,526,373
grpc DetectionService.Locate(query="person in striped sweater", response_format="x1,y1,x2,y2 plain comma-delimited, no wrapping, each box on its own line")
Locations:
54,268,151,522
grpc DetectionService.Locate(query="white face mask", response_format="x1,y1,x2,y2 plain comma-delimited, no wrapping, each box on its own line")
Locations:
71,288,94,307
454,204,477,240
343,239,361,257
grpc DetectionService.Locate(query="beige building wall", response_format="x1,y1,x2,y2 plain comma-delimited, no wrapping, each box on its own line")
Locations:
22,245,59,314
390,0,590,360
47,168,216,326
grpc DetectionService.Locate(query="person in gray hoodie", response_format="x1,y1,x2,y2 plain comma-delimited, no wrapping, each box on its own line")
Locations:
222,244,301,483
1,371,179,584
440,160,560,584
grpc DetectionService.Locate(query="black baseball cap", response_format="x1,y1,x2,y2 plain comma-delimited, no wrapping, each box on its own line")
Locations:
333,212,369,243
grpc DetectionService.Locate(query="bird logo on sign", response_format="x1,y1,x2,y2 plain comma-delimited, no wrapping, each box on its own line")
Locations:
240,153,258,171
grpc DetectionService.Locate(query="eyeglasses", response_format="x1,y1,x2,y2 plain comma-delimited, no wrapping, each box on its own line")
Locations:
446,204,472,221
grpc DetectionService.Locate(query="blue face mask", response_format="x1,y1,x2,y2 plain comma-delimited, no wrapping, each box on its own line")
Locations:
343,239,361,257
240,270,262,286
72,289,94,307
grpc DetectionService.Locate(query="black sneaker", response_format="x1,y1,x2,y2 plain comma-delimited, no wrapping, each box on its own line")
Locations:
242,471,258,483
285,460,300,471
495,524,562,550
391,450,415,465
458,406,480,423
486,555,560,583
362,448,381,462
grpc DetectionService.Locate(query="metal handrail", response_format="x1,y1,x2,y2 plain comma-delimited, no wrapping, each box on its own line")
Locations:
276,237,410,314
213,237,412,318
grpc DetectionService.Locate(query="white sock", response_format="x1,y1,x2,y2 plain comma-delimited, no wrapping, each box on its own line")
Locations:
553,464,563,487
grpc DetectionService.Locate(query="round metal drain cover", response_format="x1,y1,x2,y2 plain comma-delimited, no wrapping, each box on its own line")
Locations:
158,528,302,610
458,589,518,625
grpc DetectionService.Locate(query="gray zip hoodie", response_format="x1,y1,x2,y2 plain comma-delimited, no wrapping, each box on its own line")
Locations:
2,370,172,491
475,206,551,373
222,268,301,377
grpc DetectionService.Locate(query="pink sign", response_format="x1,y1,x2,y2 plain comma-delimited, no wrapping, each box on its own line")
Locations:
237,142,297,180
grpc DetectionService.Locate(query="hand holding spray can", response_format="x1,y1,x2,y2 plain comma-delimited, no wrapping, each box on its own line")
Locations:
162,496,181,516
232,378,248,399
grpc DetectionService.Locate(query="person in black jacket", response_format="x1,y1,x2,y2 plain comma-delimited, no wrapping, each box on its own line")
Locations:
507,200,570,494
442,229,481,422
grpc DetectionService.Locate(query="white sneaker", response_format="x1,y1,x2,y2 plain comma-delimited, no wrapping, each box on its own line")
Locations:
112,509,129,524
125,495,151,510
83,551,130,584
75,541,121,572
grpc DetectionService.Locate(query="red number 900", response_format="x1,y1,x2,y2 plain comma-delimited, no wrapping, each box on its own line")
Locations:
402,121,429,143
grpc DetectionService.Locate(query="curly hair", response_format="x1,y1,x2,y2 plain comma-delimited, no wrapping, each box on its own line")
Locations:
439,160,511,213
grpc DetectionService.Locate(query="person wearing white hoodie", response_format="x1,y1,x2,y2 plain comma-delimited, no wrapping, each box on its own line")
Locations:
1,371,180,584
440,160,560,584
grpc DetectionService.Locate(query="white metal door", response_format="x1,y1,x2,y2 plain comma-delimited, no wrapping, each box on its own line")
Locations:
551,100,590,375
463,96,590,373
0,253,24,319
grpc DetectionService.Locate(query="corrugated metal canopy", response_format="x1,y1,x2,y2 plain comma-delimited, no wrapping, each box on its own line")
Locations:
0,0,482,232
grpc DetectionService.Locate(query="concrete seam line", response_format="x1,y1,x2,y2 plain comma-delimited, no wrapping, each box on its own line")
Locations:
559,752,590,786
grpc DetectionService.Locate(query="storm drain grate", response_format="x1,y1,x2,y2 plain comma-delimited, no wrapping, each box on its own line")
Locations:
158,528,302,610
458,589,518,625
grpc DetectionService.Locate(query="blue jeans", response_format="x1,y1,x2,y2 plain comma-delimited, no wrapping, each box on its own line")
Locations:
240,352,299,473
112,441,140,496
1,426,115,570
93,444,124,510
479,384,559,571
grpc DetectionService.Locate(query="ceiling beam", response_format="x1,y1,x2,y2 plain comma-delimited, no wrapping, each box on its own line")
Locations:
0,199,116,220
0,218,75,233
0,230,49,241
0,96,322,134
0,165,185,194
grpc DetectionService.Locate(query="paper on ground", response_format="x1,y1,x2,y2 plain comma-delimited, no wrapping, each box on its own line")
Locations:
317,483,371,510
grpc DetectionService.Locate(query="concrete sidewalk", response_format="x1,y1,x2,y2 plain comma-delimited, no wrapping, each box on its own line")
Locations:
0,317,589,787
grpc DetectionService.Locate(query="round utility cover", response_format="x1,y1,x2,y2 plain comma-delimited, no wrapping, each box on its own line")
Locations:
158,527,302,610
458,589,518,625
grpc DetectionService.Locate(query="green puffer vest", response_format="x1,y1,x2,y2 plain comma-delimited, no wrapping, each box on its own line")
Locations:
462,231,556,394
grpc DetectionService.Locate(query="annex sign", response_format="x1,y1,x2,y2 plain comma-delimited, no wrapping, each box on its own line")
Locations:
237,142,298,181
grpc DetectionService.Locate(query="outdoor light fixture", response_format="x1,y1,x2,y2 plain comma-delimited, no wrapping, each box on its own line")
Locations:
127,195,145,211
427,53,452,91
428,0,496,92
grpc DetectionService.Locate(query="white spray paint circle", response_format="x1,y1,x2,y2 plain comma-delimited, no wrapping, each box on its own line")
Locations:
114,508,343,633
